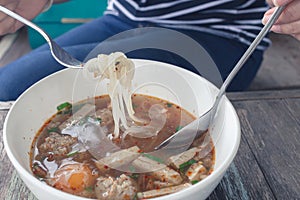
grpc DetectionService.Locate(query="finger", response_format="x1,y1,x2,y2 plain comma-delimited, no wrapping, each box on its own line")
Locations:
273,0,294,6
270,20,300,35
262,7,277,24
263,1,300,25
291,33,300,41
0,17,24,35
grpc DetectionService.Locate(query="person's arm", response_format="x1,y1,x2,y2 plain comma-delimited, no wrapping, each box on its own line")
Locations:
0,0,68,35
263,0,300,40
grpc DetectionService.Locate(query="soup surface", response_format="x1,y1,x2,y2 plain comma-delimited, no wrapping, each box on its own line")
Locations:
30,94,215,199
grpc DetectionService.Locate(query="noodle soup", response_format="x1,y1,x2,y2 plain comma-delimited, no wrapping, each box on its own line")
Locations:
30,94,215,199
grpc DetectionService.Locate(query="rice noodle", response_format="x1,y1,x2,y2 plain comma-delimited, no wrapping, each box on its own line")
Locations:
83,52,142,138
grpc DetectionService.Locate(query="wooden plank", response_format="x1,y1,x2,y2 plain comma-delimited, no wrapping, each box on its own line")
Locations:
250,33,300,90
232,99,300,199
208,115,276,200
4,171,37,200
0,111,37,200
0,101,15,110
285,98,300,125
227,89,300,101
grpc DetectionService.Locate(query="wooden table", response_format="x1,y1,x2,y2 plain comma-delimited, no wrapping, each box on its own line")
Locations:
0,89,299,200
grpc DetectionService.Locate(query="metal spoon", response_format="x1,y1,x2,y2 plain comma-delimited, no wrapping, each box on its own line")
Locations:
155,6,285,150
0,5,83,68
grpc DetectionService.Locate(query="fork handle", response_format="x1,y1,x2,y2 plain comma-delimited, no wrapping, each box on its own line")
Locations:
0,5,51,43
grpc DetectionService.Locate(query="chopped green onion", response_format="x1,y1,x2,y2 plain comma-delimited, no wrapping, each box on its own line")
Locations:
57,102,72,111
179,159,197,171
84,186,94,192
191,180,199,185
133,193,138,200
67,151,78,157
129,165,136,173
175,125,184,132
96,117,102,122
142,153,164,164
129,174,139,180
166,102,173,107
47,127,59,133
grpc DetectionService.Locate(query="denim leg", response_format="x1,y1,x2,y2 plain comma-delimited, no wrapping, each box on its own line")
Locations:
0,14,265,100
0,15,135,101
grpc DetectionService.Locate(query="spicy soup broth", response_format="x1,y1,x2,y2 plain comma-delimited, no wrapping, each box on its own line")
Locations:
30,94,215,199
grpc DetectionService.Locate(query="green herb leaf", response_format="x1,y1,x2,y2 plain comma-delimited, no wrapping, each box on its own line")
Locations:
129,174,139,180
142,153,164,164
166,102,173,107
47,127,59,133
129,165,136,173
175,125,184,132
67,151,78,157
96,117,102,122
191,180,199,185
84,186,94,192
133,193,138,200
57,102,72,111
179,159,197,171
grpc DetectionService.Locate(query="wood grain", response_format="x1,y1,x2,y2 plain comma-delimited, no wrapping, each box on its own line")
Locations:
208,120,276,200
0,110,37,200
250,33,300,90
227,89,300,101
231,95,300,199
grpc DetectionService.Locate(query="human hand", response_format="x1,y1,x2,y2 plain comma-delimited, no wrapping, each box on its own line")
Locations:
263,0,300,40
0,0,49,35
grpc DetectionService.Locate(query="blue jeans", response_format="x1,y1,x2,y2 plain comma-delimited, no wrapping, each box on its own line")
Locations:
0,14,264,101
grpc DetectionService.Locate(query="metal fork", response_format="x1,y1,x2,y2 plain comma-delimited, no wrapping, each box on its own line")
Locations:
0,5,83,68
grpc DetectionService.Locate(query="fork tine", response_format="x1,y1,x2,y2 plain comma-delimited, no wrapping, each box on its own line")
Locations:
50,41,83,68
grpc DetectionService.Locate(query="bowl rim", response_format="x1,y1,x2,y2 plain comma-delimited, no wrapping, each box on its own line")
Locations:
3,58,241,200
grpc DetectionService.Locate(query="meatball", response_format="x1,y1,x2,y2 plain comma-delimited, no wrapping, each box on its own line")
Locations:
95,174,137,200
38,132,77,160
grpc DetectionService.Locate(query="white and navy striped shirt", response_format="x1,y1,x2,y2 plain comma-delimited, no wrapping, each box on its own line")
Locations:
105,0,271,50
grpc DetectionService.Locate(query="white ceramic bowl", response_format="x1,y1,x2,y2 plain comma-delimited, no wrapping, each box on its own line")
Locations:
4,59,240,200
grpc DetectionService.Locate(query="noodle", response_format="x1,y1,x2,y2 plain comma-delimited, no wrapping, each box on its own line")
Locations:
84,52,141,138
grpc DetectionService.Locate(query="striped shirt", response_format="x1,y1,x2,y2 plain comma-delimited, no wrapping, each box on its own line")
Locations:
105,0,271,50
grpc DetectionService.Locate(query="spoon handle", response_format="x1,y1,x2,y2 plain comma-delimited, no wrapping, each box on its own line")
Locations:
219,6,285,97
209,6,285,120
154,6,285,151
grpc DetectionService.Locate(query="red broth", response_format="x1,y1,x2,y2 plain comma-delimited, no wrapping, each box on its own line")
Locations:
30,94,215,199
